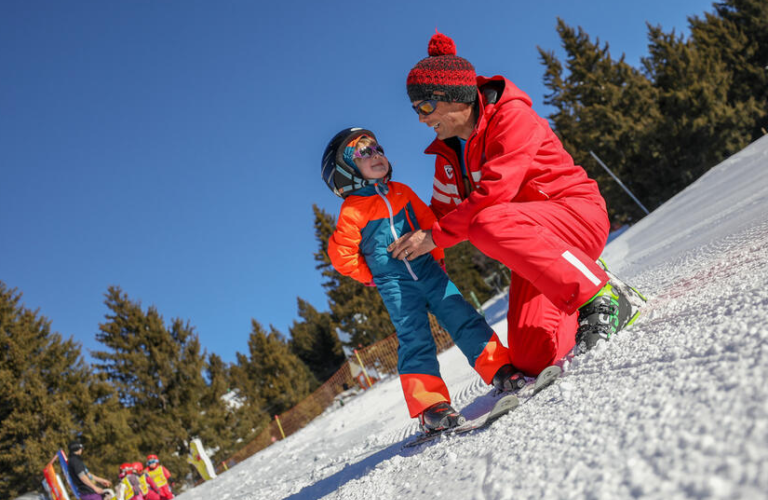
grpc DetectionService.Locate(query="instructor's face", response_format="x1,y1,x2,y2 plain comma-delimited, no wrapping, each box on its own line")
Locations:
413,100,474,140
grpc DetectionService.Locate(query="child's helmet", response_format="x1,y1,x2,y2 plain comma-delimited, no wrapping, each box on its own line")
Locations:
321,127,392,198
146,454,159,468
132,461,144,473
120,463,134,473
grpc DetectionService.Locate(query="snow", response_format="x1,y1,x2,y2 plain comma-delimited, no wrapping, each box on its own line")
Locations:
221,389,245,411
179,136,768,500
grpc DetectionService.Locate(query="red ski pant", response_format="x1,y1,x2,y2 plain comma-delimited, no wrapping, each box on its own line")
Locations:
144,490,161,500
468,197,610,378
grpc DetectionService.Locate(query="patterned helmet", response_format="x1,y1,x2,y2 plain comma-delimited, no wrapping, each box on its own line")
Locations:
321,127,392,198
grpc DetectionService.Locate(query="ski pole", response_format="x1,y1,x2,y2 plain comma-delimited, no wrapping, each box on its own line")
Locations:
274,414,286,440
589,150,650,215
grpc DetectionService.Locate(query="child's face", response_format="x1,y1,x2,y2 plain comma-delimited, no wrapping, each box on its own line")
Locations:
353,143,389,180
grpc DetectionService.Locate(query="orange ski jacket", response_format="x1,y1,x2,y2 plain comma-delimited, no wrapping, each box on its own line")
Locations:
328,181,444,284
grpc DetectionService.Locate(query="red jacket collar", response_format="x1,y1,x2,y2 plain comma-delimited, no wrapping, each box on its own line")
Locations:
424,75,533,156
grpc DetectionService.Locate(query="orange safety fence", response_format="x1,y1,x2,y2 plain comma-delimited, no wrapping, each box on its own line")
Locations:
222,314,453,469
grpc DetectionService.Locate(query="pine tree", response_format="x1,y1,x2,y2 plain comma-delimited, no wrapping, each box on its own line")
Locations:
538,8,767,222
538,19,660,222
688,0,768,138
224,355,269,453
233,320,315,416
92,286,213,482
289,298,345,383
642,21,757,204
76,372,137,480
0,282,129,498
444,242,508,305
195,354,249,463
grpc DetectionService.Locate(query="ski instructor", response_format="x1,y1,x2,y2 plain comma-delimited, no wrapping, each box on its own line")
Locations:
388,31,644,388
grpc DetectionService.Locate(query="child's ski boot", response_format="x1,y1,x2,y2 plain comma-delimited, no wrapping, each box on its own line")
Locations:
418,402,466,434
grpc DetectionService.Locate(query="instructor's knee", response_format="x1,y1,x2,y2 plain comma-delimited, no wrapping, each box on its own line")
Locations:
468,206,509,248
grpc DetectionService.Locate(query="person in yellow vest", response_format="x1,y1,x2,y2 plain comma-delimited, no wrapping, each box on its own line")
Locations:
119,463,143,500
145,455,174,499
131,462,162,500
114,463,130,500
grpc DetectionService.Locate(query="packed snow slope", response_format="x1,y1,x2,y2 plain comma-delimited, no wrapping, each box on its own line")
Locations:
181,136,768,500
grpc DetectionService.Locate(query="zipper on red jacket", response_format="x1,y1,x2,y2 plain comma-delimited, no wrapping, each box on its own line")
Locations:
463,133,478,196
375,183,419,281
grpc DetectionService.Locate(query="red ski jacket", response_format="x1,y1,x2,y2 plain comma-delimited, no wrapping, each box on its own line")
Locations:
427,75,604,248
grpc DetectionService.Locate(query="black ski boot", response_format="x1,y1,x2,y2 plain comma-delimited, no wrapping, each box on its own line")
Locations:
576,263,647,351
491,364,527,394
418,402,466,434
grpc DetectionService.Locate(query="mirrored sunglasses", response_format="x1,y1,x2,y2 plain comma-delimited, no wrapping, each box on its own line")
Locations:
412,99,438,116
353,144,385,159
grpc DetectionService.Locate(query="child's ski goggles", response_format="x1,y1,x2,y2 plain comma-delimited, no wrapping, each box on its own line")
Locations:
412,99,438,116
353,144,385,159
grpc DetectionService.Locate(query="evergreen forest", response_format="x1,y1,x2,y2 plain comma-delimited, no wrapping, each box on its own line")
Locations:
2,2,765,497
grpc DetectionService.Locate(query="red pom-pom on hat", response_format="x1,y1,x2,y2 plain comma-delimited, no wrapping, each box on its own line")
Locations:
407,30,476,103
427,31,457,57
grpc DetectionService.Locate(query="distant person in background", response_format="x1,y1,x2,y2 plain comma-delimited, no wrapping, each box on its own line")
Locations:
132,462,157,500
145,455,174,499
67,442,112,500
118,463,144,500
114,463,128,500
389,31,646,386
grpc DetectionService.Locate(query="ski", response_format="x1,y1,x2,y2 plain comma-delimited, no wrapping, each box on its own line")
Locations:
403,365,561,448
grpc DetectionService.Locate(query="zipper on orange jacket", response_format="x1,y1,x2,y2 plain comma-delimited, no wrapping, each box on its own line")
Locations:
375,183,418,281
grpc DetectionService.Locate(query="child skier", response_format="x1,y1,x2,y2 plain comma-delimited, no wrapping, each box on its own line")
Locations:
127,461,159,500
119,463,144,500
145,455,174,500
322,128,516,433
114,463,130,500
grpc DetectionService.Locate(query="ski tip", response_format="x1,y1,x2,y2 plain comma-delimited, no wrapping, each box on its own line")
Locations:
495,393,520,410
542,365,562,377
484,394,519,422
533,365,561,393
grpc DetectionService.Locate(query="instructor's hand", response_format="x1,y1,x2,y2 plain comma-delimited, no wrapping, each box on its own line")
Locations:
388,229,436,261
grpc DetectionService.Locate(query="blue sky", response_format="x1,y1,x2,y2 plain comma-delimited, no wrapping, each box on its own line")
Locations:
0,0,714,365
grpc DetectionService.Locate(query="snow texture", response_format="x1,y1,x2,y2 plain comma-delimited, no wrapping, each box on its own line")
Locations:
179,136,768,499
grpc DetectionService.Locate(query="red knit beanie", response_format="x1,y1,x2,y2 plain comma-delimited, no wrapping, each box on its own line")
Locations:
407,31,477,103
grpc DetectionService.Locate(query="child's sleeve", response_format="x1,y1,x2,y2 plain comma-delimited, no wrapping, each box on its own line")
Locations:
328,204,374,284
406,185,446,262
146,473,160,491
